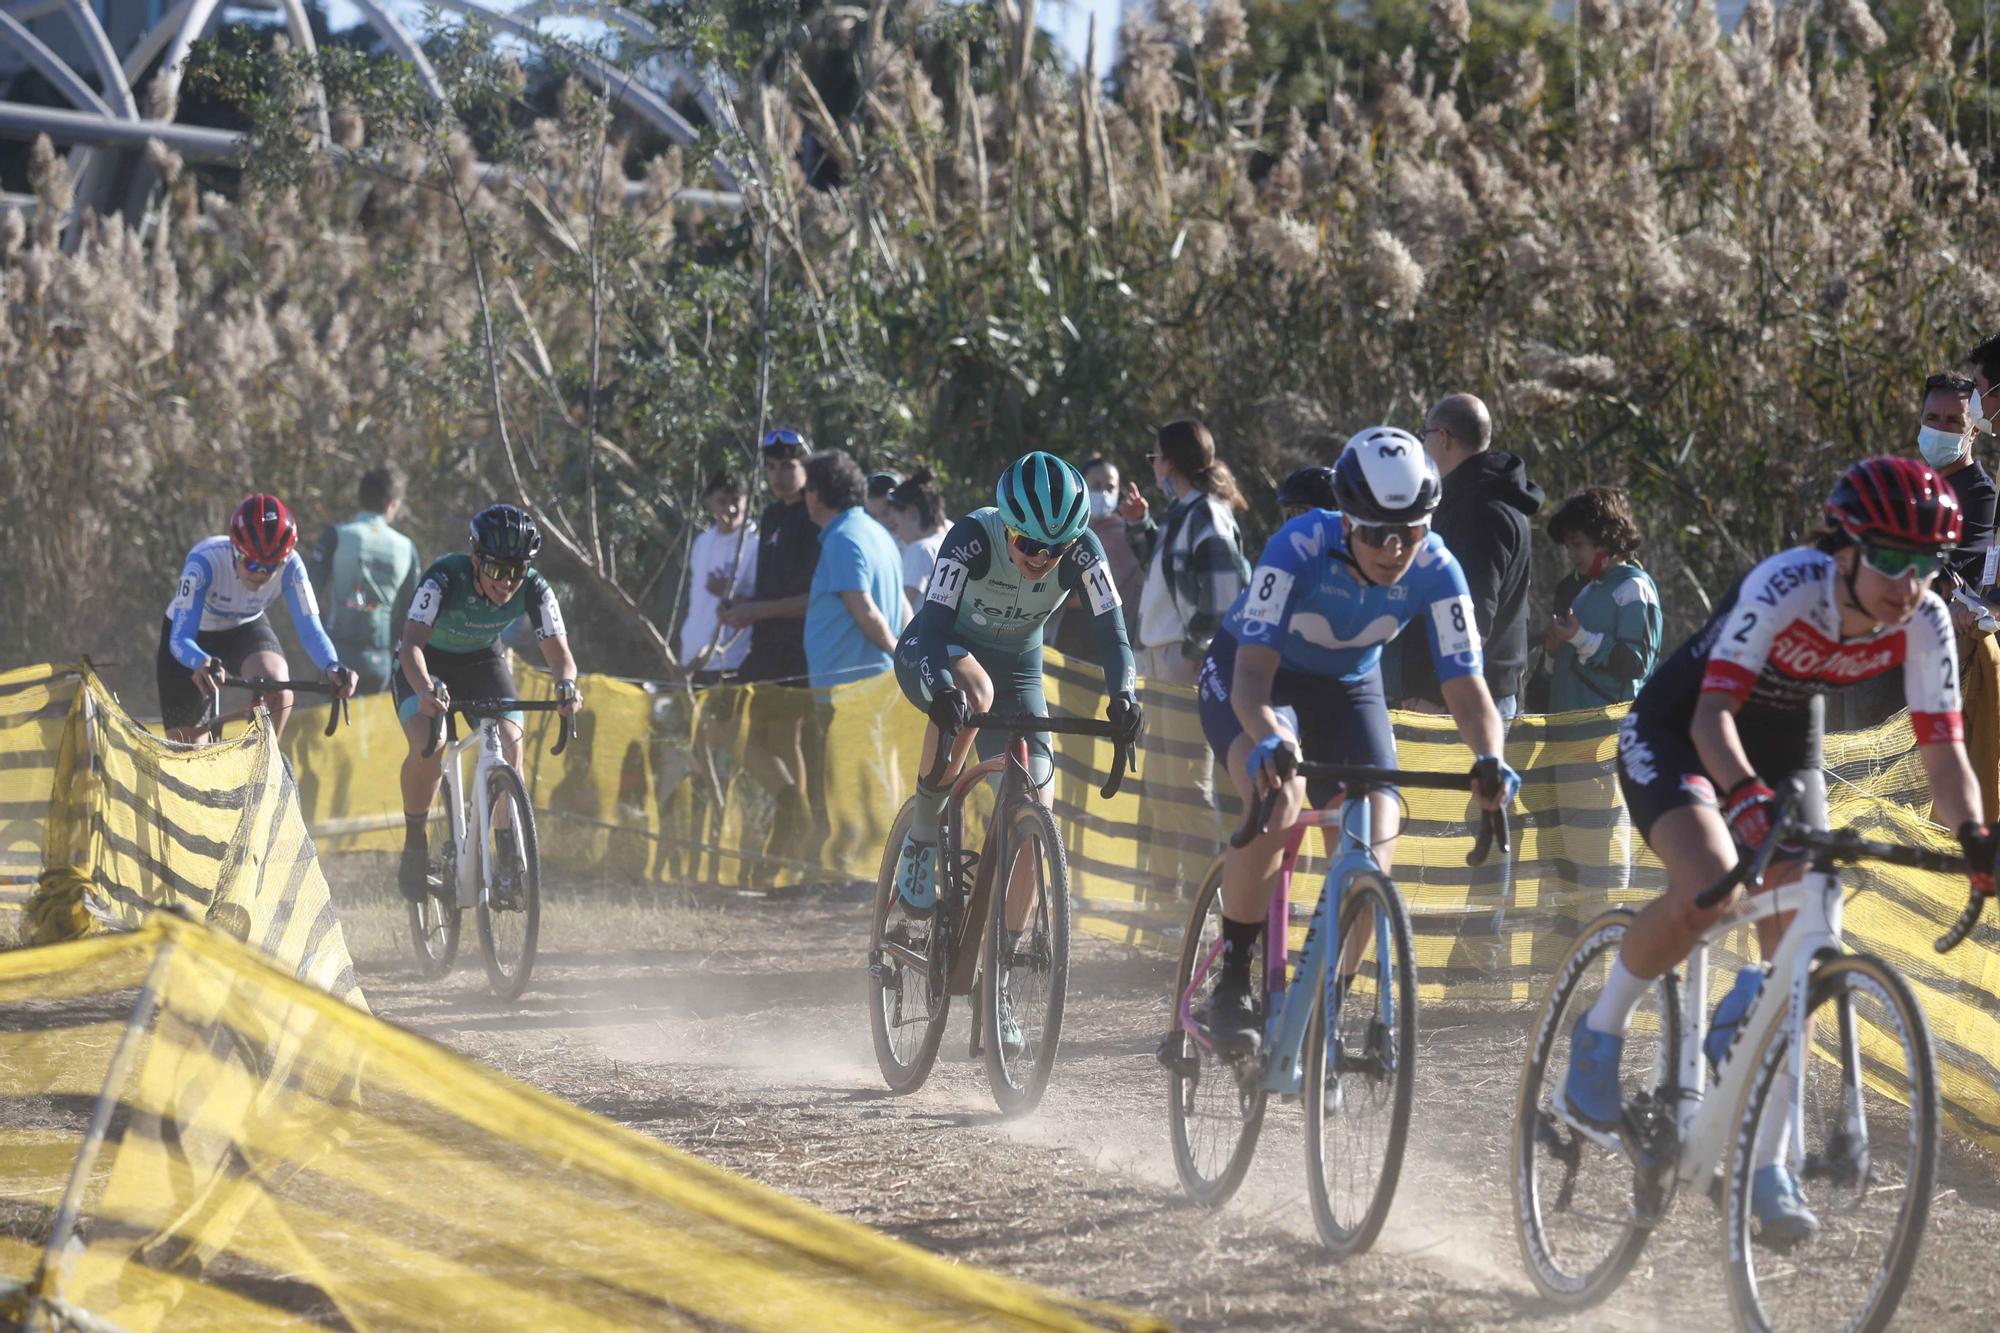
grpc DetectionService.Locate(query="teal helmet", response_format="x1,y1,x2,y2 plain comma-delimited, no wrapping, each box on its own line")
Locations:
996,452,1090,546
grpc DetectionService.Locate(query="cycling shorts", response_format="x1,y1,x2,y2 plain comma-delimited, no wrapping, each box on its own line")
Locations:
392,644,520,727
893,634,1051,787
1197,630,1396,808
1616,697,1828,839
155,614,283,729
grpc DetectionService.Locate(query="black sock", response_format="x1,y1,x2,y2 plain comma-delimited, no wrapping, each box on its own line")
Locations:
1220,916,1263,988
404,813,427,851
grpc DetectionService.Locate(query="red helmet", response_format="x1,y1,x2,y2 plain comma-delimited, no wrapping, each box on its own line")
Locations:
1825,457,1962,551
229,493,298,565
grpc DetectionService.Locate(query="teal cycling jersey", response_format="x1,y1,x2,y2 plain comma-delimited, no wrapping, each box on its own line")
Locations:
405,552,566,654
903,508,1135,697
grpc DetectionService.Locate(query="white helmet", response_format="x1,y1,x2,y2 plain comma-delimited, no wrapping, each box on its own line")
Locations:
1333,427,1442,523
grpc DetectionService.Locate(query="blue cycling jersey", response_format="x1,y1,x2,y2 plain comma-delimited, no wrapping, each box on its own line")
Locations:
1221,510,1483,684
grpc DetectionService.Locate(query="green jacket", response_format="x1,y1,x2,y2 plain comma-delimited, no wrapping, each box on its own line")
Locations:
310,511,421,666
1550,562,1662,711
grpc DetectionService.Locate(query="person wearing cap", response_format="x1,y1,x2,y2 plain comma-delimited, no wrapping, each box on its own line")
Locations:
865,470,902,527
719,427,823,881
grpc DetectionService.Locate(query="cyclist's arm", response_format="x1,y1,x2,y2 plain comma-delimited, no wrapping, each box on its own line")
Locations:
167,556,215,670
1689,581,1784,790
1917,740,1982,832
399,566,451,695
1902,593,1977,824
1227,641,1290,744
280,554,340,671
1440,674,1504,758
536,632,579,685
903,516,990,701
1061,532,1137,697
1689,693,1761,795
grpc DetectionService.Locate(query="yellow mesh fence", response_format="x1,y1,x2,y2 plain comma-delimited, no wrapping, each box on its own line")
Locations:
0,914,1159,1331
0,665,80,933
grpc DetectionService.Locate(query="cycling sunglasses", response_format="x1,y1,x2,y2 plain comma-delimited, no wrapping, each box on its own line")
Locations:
1007,528,1074,559
760,428,809,458
239,554,286,574
480,557,529,583
1860,545,1944,579
1349,520,1428,549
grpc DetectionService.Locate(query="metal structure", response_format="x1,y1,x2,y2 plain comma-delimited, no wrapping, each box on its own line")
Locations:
0,0,740,229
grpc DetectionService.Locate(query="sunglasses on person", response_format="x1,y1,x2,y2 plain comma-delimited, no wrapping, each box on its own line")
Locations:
239,555,285,574
480,556,529,583
1349,520,1427,549
1859,545,1944,579
1007,528,1074,559
761,428,808,459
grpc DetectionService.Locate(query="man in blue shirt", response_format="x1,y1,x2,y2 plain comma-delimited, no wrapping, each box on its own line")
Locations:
804,450,910,690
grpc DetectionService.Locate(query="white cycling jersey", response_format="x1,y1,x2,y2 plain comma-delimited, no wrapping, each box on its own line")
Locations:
163,535,337,671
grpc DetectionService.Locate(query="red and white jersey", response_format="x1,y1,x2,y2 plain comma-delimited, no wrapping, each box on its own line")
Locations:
1640,547,1962,746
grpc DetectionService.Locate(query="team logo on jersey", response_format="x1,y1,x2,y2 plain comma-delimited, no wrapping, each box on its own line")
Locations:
1767,622,1902,682
1289,524,1325,560
1617,715,1658,785
1680,774,1716,804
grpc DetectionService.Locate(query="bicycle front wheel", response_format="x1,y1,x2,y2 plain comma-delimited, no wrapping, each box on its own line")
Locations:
475,764,542,1001
982,800,1071,1116
1165,857,1267,1207
1512,908,1680,1309
406,832,461,979
868,799,950,1093
1303,870,1417,1256
1724,952,1938,1333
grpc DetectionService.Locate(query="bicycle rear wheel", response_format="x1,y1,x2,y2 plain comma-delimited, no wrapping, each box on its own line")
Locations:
1512,908,1681,1309
1724,952,1938,1333
982,800,1071,1116
1165,857,1267,1206
476,764,542,1001
868,800,951,1093
1303,871,1416,1256
406,841,461,978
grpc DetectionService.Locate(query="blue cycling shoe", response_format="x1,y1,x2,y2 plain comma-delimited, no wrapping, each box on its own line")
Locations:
1751,1163,1821,1250
1561,1013,1626,1129
894,834,939,917
1705,964,1766,1074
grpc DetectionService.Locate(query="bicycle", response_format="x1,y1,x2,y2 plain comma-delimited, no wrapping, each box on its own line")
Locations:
1158,756,1510,1256
197,674,351,741
867,711,1133,1116
1513,777,1992,1332
408,685,575,1001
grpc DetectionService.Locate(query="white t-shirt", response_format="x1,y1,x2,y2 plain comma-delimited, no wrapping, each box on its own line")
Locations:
680,523,759,670
901,529,946,597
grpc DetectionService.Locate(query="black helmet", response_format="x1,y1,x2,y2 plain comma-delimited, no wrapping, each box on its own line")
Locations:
1277,465,1339,512
1331,427,1442,524
470,504,543,562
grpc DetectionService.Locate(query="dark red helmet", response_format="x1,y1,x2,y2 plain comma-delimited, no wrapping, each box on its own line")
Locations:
229,493,298,565
1825,457,1962,551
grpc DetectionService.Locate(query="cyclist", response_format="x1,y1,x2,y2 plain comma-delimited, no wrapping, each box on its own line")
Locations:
1563,456,1995,1247
158,493,357,743
892,452,1143,1045
1198,428,1518,1052
395,504,584,901
1276,464,1339,520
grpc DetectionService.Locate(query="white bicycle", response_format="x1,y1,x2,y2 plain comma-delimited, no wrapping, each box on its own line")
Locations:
407,684,574,1001
1513,779,1991,1333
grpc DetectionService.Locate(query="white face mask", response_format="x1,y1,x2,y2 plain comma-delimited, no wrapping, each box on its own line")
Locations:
1088,489,1117,519
1973,386,1994,437
1918,425,1967,469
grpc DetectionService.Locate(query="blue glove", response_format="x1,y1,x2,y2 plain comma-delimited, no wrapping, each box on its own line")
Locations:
1249,733,1300,789
1473,754,1521,806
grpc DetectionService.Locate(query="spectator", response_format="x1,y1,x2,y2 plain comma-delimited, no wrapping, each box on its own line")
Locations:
886,467,950,604
1544,487,1662,711
719,428,821,881
1916,371,1998,618
1052,455,1144,659
1965,330,2000,444
680,470,757,684
1120,420,1250,686
866,470,902,526
804,450,911,879
309,464,421,695
1277,464,1339,520
1119,419,1249,896
804,450,910,690
1402,393,1546,717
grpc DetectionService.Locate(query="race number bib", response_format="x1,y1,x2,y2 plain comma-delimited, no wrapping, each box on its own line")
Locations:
535,585,567,639
409,579,443,626
1430,594,1479,657
927,558,971,609
1080,561,1120,615
1239,566,1294,627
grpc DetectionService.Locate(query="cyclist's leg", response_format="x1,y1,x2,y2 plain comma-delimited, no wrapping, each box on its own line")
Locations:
1296,673,1401,977
157,616,210,744
891,636,992,909
990,648,1052,934
229,615,291,734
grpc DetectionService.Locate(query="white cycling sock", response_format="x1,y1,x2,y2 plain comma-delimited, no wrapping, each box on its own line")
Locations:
1756,1065,1797,1170
1585,956,1652,1037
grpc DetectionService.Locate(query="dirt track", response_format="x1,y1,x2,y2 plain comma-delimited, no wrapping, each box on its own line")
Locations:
331,866,2000,1331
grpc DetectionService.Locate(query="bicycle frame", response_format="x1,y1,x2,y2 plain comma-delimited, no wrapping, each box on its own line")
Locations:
940,734,1034,998
432,719,509,912
1556,867,1846,1190
1177,794,1394,1098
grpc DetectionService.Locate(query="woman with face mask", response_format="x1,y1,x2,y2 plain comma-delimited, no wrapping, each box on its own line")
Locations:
1916,371,1997,629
